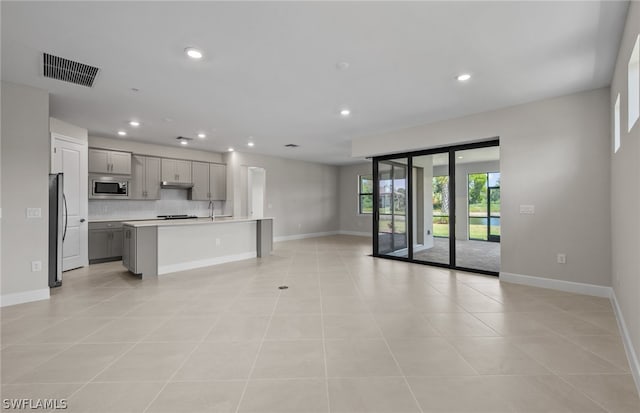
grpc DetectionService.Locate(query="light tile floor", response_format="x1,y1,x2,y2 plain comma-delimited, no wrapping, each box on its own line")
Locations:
1,235,638,413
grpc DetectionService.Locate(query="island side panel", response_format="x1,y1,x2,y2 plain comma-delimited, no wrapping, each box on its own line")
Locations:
137,226,158,278
157,221,257,274
257,218,273,257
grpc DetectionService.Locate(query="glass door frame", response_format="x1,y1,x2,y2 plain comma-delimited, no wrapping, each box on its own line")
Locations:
372,138,500,276
487,184,501,243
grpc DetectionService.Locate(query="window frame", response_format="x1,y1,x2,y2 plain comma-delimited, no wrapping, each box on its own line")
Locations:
358,174,373,215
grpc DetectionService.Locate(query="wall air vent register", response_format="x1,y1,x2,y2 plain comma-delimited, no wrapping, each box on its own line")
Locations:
43,53,99,87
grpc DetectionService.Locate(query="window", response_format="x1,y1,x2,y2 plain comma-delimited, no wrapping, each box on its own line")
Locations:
358,175,373,214
629,35,639,132
432,176,450,237
468,172,500,242
614,93,621,153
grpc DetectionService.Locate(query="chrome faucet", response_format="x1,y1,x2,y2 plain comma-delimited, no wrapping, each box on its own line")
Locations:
208,200,215,220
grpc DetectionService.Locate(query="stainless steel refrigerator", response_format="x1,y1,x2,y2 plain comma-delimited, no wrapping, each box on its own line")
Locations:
48,173,65,287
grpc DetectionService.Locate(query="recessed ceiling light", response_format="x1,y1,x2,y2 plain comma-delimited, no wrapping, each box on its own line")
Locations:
457,156,464,159
247,142,255,147
117,131,127,136
180,140,188,145
130,88,140,92
185,47,203,59
129,121,140,127
164,117,174,123
197,133,206,139
340,108,351,117
336,61,350,70
228,147,235,152
457,73,471,81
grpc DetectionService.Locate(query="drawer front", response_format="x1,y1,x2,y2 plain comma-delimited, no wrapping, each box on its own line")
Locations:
89,221,124,230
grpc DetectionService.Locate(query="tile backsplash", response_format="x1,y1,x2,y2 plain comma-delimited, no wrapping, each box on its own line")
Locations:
89,189,226,220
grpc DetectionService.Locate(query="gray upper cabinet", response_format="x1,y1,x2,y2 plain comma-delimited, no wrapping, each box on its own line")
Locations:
210,163,227,200
131,155,161,200
89,149,131,175
189,162,226,201
161,158,192,183
191,161,210,201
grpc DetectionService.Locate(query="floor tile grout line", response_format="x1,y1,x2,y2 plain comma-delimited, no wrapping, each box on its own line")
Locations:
553,371,614,413
316,243,331,413
60,306,178,403
558,334,631,372
231,252,292,413
59,287,224,404
345,253,426,413
140,306,227,413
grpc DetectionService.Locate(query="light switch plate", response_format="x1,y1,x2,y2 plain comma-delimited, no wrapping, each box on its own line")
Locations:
26,208,42,218
557,253,567,264
519,205,535,214
31,261,42,272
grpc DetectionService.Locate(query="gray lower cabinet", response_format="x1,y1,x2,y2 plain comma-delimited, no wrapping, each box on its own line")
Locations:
89,221,124,263
189,162,226,201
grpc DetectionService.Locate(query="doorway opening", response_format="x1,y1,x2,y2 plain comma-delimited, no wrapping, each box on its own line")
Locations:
373,140,500,275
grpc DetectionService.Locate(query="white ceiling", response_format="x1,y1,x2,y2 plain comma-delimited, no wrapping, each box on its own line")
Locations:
1,1,628,165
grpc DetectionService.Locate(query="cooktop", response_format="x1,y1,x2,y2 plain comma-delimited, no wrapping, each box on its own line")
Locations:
157,215,198,220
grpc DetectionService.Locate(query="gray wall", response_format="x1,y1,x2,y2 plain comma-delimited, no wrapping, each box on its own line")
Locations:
224,151,339,239
50,117,88,141
353,87,611,287
1,81,50,299
610,1,640,390
338,162,372,236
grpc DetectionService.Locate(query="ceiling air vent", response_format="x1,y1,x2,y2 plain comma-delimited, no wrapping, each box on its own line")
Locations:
284,144,299,148
43,53,99,87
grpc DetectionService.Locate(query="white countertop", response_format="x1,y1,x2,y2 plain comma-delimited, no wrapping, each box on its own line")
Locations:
89,215,232,223
122,216,273,227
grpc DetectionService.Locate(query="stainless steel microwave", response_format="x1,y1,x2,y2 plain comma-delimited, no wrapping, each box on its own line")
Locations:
90,177,129,199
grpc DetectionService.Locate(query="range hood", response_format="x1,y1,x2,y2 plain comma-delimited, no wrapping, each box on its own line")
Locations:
161,181,194,189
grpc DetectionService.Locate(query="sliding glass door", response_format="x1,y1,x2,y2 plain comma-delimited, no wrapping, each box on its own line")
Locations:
454,147,501,273
376,158,408,258
373,140,500,275
412,153,450,266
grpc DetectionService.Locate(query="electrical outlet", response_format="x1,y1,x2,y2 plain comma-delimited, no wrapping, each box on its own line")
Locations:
519,205,535,214
297,223,302,229
557,253,566,264
215,238,221,246
31,261,42,272
26,208,42,218
268,203,273,209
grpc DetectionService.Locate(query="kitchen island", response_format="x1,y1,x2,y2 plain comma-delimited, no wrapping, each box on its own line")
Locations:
121,217,273,277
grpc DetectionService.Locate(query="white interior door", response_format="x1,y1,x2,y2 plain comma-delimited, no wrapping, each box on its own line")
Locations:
52,135,88,271
248,167,266,218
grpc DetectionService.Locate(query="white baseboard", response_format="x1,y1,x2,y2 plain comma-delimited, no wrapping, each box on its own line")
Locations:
610,290,640,396
338,231,372,237
499,272,612,297
158,252,257,275
274,231,339,242
0,288,50,307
